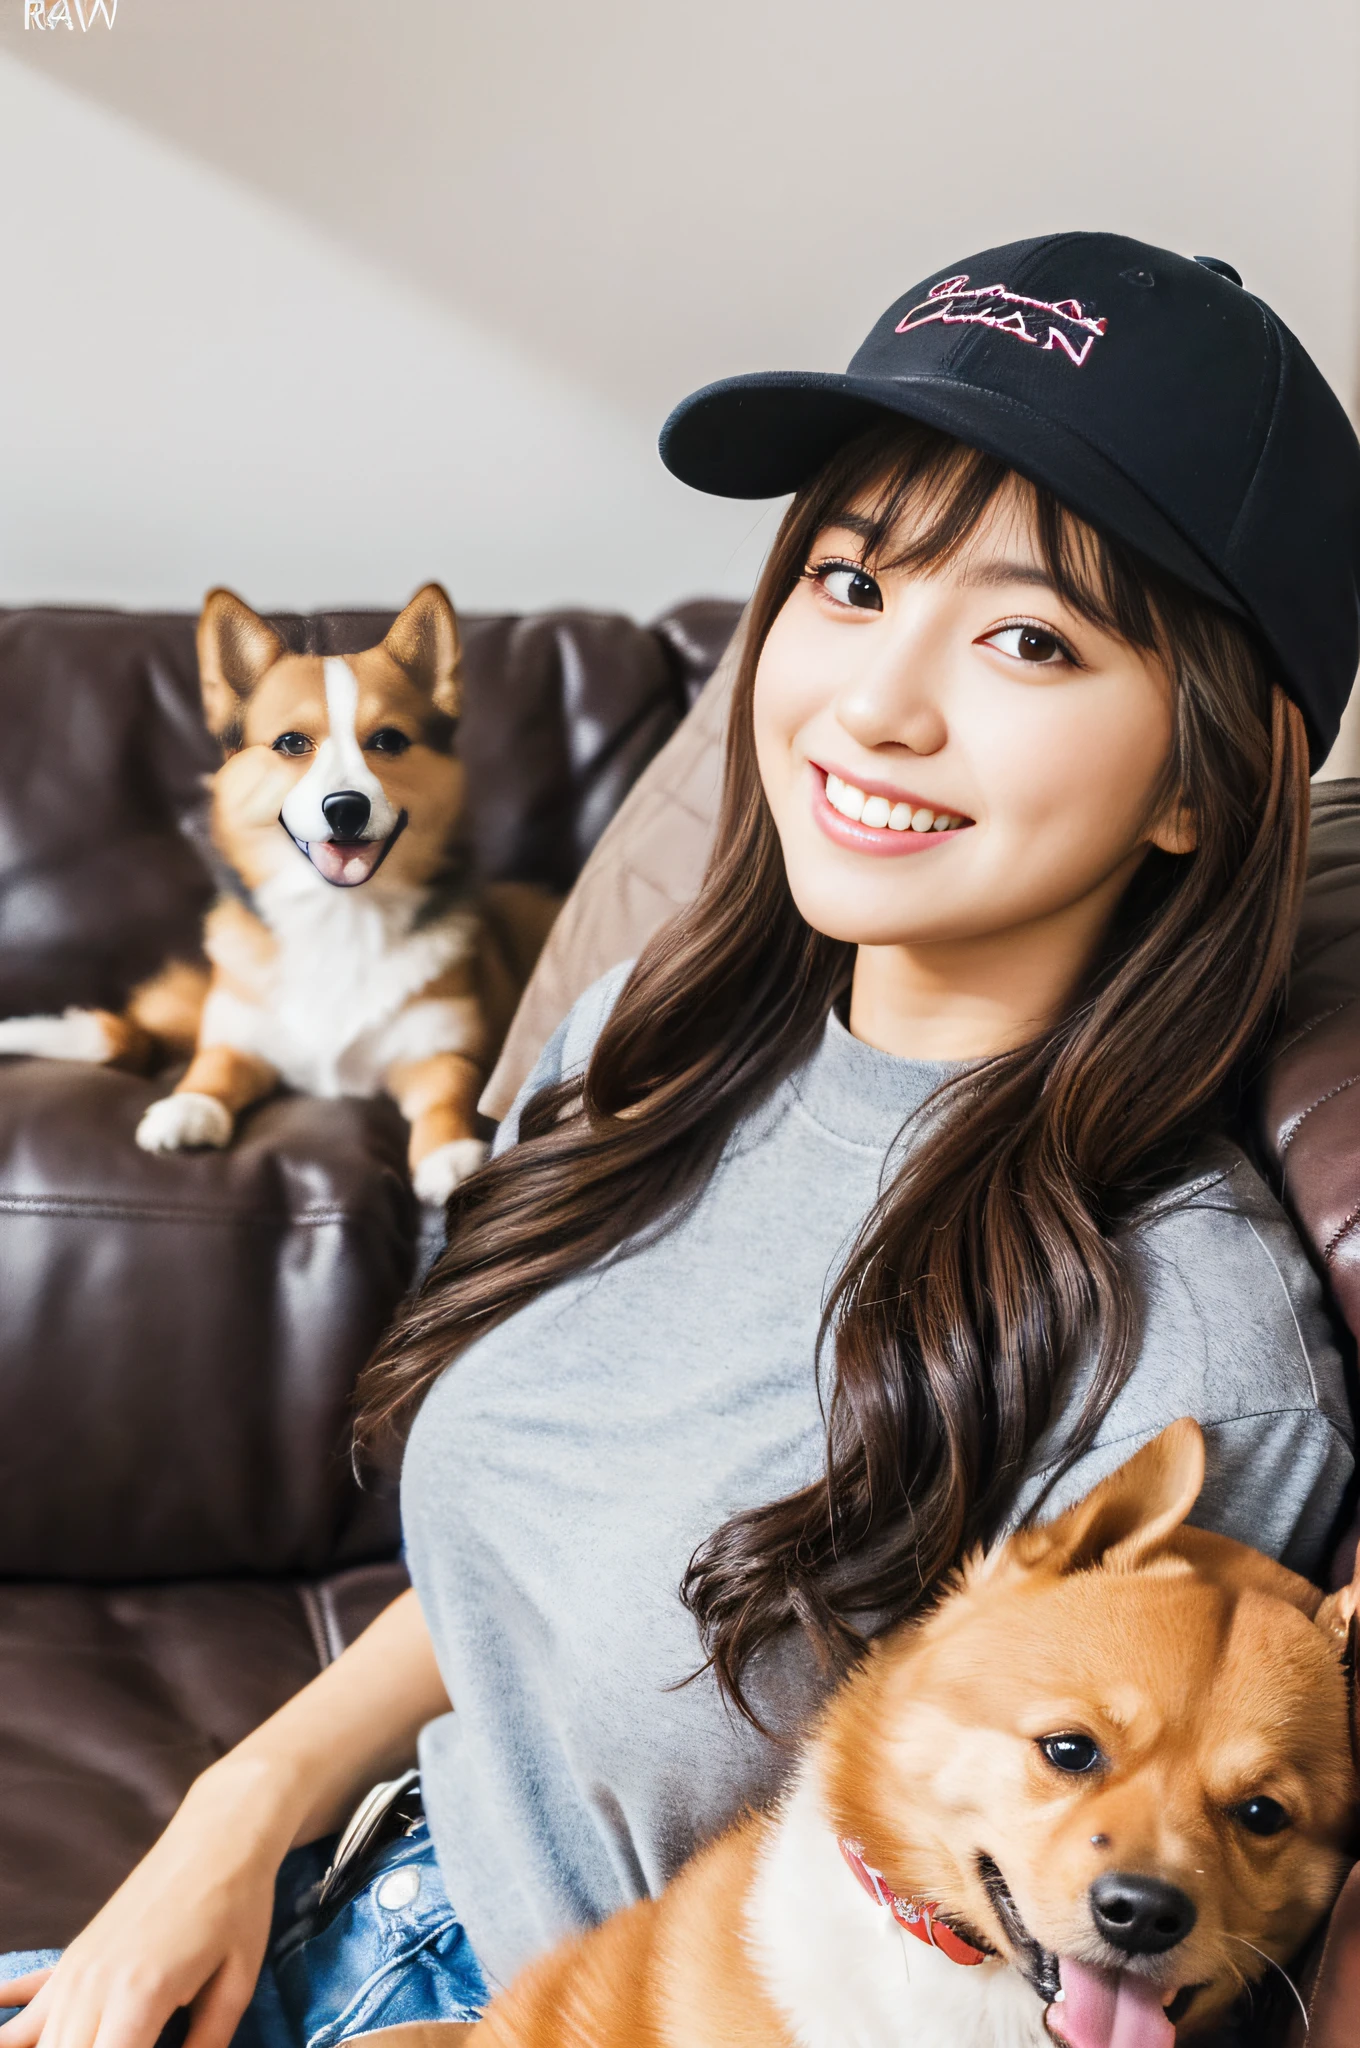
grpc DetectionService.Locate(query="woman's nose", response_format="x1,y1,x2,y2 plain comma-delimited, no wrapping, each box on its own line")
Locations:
834,641,948,756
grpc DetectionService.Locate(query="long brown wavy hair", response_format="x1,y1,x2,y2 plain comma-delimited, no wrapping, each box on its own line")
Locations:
359,420,1311,1726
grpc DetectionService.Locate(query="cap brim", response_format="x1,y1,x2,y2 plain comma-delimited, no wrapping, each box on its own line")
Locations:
659,371,1247,623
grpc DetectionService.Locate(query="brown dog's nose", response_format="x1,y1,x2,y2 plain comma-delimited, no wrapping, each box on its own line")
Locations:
1089,1872,1196,1955
321,791,371,840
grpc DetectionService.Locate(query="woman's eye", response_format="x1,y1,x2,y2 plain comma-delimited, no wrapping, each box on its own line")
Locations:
271,731,313,756
1229,1797,1290,1838
1039,1734,1103,1774
366,727,412,755
983,624,1071,665
817,563,884,612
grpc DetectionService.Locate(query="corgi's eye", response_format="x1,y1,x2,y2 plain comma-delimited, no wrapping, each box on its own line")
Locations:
366,728,412,755
813,562,884,612
1230,1797,1290,1838
980,624,1075,666
1039,1734,1103,1774
272,732,314,757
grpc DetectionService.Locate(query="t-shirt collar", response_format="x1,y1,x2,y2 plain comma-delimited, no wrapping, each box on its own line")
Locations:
789,1003,964,1150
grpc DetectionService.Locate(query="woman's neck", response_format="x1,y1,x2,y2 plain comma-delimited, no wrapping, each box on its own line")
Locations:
848,889,1123,1061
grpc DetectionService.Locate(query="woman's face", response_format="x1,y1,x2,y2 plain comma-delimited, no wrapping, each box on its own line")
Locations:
753,481,1192,1036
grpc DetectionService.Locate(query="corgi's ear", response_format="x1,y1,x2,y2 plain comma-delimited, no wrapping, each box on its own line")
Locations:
382,583,461,719
1018,1420,1206,1576
198,589,288,742
1315,1533,1360,1653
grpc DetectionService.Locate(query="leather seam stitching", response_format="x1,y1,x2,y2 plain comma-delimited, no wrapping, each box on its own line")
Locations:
1324,1200,1360,1267
1277,1071,1360,1154
1267,994,1356,1063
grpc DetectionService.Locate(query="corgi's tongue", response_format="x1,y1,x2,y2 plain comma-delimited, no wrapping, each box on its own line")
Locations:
308,838,386,887
1048,1961,1176,2048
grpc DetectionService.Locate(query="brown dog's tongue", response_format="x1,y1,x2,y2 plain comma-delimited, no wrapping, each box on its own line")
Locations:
1048,1961,1176,2048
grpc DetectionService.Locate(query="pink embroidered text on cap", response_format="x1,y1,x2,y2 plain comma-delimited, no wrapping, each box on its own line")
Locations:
896,275,1108,367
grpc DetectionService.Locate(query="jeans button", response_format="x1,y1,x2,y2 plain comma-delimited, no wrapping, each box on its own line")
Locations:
375,1866,421,1912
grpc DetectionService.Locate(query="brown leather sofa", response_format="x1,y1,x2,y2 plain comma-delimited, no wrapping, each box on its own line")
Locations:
0,596,1358,2040
0,596,741,1947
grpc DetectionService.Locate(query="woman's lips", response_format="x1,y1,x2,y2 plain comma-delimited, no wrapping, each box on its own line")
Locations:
808,764,972,858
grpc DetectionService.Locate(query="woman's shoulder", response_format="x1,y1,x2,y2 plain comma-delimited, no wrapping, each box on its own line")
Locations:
1021,1135,1355,1575
1122,1137,1336,1361
1119,1134,1347,1418
492,960,635,1154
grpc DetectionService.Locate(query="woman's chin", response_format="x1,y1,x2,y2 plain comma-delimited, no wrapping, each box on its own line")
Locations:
783,886,960,950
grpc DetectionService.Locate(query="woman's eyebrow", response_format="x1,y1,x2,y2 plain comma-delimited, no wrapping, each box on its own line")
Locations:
959,559,1060,592
820,513,877,541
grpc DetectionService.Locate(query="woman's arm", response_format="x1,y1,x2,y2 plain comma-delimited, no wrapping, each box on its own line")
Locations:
230,1585,450,1847
0,1588,447,2048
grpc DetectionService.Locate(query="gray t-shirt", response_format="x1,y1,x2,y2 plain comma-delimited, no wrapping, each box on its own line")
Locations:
400,963,1353,1990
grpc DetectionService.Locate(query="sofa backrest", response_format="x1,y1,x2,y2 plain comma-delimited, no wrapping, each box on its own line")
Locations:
1260,778,1360,1583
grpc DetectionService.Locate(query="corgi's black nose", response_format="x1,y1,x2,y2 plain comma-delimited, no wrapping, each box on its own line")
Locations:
321,792,371,839
1090,1873,1196,1955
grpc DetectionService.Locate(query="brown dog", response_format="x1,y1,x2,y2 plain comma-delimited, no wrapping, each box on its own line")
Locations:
468,1421,1358,2047
0,585,549,1201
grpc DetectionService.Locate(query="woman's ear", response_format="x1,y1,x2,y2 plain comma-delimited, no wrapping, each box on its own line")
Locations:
1149,797,1198,855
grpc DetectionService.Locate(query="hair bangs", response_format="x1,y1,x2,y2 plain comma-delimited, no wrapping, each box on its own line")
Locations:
811,420,1185,661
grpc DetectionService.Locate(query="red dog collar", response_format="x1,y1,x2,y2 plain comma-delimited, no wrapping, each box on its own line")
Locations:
838,1838,989,1967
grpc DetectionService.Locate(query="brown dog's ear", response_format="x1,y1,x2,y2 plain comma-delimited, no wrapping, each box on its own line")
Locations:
382,583,461,719
198,589,288,741
1315,1533,1360,1651
1021,1419,1206,1576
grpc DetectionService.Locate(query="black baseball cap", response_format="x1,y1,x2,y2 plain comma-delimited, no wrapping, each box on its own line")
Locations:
660,231,1360,765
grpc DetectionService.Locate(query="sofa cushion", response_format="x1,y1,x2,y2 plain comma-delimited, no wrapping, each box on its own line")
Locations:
481,606,744,1118
0,1060,412,1579
0,1561,408,1949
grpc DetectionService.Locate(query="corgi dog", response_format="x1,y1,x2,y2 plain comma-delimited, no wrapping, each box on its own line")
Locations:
0,584,527,1205
470,1422,1359,2048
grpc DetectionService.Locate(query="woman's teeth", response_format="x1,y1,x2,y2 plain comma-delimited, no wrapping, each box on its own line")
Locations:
824,772,963,833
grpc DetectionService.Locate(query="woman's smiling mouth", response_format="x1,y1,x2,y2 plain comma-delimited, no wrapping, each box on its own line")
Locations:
809,762,973,857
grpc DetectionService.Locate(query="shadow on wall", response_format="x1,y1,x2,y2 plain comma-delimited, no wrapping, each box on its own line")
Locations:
6,0,1359,426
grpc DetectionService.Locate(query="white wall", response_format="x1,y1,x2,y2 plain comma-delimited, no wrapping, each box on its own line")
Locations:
1,0,1358,632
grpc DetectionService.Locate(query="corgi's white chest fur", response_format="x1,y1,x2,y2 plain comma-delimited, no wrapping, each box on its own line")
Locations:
747,1762,1049,2048
200,864,478,1098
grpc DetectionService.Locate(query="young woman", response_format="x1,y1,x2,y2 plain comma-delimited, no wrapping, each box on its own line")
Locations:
3,232,1357,2048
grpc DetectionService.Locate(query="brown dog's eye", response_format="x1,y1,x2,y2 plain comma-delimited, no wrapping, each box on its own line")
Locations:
1039,1734,1103,1774
272,732,313,757
1230,1797,1290,1838
366,728,412,755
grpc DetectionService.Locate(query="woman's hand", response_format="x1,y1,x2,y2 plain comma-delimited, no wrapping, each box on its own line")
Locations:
0,1754,291,2048
0,1589,449,2048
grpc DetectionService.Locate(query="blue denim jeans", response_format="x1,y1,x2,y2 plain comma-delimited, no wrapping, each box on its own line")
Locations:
0,1818,487,2048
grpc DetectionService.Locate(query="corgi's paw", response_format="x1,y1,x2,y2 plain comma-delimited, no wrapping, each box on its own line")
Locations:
0,1008,114,1062
413,1137,489,1205
136,1091,234,1153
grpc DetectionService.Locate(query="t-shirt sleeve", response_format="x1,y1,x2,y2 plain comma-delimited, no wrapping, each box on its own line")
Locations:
491,958,635,1157
1009,1153,1355,1578
1020,1407,1352,1578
